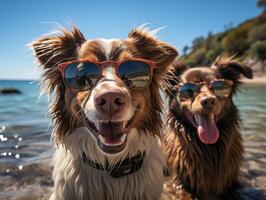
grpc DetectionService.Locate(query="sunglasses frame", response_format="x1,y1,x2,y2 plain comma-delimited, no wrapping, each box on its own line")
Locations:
176,79,234,101
57,58,157,92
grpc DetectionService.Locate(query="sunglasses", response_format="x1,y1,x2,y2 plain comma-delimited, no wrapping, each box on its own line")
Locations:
57,58,156,91
177,79,233,101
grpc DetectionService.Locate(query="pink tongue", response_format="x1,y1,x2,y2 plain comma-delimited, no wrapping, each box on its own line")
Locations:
196,114,219,144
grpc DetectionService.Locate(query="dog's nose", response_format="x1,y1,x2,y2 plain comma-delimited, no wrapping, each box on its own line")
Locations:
200,96,217,110
95,90,126,116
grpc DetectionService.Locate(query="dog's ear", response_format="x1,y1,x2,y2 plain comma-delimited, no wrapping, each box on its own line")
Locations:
126,27,178,129
31,26,86,95
31,26,86,70
212,56,253,81
31,27,86,142
126,28,178,74
165,60,188,98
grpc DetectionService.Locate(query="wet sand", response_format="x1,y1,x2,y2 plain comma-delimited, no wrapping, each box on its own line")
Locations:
241,135,266,194
241,76,266,85
0,162,52,200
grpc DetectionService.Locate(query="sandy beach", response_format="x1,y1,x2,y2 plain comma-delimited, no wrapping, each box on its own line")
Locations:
1,134,266,200
241,75,266,85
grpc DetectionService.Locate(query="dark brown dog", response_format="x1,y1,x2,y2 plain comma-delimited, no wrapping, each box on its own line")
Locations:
163,56,253,200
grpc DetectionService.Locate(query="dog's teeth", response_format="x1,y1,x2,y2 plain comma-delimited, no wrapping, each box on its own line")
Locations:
122,121,127,128
99,135,107,144
99,134,127,147
96,123,101,131
120,133,127,142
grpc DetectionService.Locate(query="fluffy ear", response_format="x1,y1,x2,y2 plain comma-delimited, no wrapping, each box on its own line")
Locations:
127,28,178,66
31,27,86,142
212,56,253,81
126,27,178,72
126,27,178,98
31,26,86,70
165,60,188,98
31,26,86,95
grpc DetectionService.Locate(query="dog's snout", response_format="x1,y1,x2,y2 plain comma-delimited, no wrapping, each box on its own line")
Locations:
95,90,126,116
200,96,217,110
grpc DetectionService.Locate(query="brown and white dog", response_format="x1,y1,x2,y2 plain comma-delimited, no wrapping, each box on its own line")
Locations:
163,57,253,200
31,26,178,200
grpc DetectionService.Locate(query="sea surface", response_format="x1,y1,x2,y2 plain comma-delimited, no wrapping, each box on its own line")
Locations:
0,80,266,199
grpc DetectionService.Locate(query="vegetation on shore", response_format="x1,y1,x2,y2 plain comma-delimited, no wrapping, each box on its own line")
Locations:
182,2,266,75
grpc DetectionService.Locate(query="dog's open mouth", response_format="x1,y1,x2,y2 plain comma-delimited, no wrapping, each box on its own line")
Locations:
185,111,220,144
85,117,134,154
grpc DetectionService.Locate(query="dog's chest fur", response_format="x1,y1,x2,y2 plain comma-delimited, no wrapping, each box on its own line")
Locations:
163,123,244,199
49,128,165,200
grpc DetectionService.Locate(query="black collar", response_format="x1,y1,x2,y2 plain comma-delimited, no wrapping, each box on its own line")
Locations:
82,152,145,178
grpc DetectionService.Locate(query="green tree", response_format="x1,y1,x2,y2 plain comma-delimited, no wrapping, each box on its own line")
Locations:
206,46,222,63
186,48,207,66
191,36,205,52
257,0,266,10
248,24,266,43
250,41,266,61
182,45,189,56
205,31,213,51
222,23,252,55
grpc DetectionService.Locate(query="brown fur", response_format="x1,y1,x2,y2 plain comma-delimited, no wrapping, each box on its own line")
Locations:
31,26,178,143
31,26,179,199
163,57,253,200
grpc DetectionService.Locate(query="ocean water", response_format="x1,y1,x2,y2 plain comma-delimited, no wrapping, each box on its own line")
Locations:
0,80,51,167
0,80,266,199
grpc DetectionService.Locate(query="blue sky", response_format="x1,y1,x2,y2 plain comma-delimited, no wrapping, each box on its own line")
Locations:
0,0,262,80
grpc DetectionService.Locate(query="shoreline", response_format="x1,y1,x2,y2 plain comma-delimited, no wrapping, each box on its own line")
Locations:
241,75,266,85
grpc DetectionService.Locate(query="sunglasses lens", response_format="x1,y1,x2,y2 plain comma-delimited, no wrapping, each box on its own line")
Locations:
178,83,200,100
118,61,151,89
211,80,231,97
64,62,100,90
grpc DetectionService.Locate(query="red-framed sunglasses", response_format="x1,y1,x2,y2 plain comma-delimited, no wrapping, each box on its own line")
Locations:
176,79,233,101
57,58,156,91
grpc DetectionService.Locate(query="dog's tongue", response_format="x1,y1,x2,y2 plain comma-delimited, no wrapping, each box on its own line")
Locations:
196,114,219,144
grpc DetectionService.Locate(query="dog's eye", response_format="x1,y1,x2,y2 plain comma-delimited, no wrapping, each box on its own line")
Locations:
178,83,200,101
118,60,151,90
64,62,100,91
211,80,232,97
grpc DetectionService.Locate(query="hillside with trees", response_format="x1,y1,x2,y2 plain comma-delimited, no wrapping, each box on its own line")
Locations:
182,1,266,75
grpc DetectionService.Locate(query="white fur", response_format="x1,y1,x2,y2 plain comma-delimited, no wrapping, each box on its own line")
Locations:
49,127,165,200
104,66,116,79
97,38,118,60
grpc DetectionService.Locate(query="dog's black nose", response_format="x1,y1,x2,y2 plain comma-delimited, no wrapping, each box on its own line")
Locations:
95,90,126,116
200,96,217,110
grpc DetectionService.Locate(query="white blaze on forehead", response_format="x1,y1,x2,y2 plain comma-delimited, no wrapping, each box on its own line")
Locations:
97,39,121,80
82,39,137,123
103,66,116,79
97,38,119,60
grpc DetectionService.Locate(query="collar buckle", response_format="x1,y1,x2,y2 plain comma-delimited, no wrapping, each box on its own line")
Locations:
108,152,145,178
